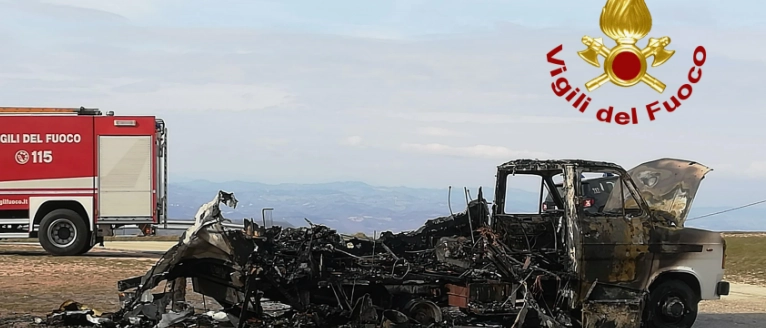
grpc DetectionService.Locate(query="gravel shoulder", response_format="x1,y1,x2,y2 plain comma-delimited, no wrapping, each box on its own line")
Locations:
696,284,766,327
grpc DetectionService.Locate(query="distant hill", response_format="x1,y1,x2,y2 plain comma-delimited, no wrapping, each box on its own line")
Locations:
166,180,534,233
164,180,765,234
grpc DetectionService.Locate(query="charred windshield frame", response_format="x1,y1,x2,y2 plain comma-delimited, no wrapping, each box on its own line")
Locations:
494,169,566,215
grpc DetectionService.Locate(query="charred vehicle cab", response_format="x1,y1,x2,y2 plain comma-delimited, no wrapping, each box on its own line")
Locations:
493,158,729,328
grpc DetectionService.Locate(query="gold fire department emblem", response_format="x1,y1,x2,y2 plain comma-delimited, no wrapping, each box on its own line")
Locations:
577,0,675,93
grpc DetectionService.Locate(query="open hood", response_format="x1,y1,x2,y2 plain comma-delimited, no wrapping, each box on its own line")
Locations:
619,158,712,226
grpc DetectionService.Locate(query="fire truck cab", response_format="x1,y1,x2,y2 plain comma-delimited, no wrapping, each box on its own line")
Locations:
0,107,167,256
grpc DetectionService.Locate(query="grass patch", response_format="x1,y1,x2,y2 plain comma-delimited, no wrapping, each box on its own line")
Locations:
724,234,766,285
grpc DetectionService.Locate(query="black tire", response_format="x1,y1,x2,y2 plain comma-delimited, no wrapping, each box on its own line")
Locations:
75,234,95,255
38,209,89,256
645,280,699,328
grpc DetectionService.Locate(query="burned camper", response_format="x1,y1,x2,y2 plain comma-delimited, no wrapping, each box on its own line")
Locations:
62,158,727,328
114,189,538,327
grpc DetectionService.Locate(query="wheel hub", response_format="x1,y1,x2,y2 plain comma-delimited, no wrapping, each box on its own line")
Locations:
661,297,685,318
49,219,77,248
404,299,442,324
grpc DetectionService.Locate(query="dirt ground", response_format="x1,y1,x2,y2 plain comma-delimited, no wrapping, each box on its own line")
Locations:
696,283,766,328
0,244,220,327
0,242,765,327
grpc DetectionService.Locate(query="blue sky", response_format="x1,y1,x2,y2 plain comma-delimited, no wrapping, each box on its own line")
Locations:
3,1,760,37
0,0,764,208
16,1,760,29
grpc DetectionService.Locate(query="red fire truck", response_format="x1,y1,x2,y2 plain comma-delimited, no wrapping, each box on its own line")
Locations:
0,107,167,256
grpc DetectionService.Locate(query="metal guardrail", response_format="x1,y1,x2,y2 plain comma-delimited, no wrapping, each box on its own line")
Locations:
117,221,252,232
117,208,275,233
163,220,247,230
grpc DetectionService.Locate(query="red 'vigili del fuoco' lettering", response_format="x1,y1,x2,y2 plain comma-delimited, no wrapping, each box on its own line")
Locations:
547,45,592,113
646,46,706,121
546,45,706,124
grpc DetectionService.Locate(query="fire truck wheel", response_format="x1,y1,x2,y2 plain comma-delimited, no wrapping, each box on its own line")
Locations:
75,238,95,255
38,209,89,256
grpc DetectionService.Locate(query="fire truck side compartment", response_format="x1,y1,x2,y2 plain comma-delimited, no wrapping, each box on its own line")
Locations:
94,116,158,224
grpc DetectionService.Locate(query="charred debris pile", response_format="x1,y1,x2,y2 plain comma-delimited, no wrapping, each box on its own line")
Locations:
46,189,579,328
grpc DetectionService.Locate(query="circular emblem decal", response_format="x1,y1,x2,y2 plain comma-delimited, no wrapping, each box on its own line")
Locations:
15,150,29,164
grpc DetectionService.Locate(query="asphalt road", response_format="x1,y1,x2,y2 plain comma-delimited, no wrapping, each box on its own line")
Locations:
102,240,177,253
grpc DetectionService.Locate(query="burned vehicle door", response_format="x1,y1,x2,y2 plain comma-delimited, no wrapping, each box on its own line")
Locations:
491,162,585,316
577,167,654,290
574,166,656,328
493,163,573,265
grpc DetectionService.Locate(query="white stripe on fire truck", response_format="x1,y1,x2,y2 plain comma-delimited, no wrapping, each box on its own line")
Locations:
0,177,96,189
0,189,94,191
0,218,28,225
0,190,95,195
0,233,29,238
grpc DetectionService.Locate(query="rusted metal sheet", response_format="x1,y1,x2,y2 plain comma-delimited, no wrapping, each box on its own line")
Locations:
446,283,516,309
446,284,469,308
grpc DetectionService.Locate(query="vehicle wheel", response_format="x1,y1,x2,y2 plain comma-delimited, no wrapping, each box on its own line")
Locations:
646,280,699,328
75,235,95,255
38,209,88,256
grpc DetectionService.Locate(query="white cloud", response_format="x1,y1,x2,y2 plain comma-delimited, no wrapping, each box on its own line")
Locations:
416,127,465,137
42,0,159,18
340,136,363,147
346,215,392,222
383,112,593,124
400,143,549,159
746,161,766,178
102,83,294,111
252,137,290,148
347,216,372,222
